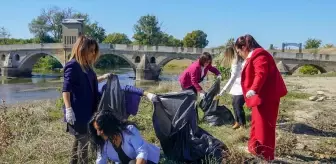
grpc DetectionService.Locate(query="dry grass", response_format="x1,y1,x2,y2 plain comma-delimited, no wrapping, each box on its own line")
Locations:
1,77,336,163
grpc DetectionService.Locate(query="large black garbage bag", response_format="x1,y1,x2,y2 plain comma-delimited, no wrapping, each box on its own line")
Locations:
203,100,235,126
152,90,228,163
199,79,234,126
97,74,127,120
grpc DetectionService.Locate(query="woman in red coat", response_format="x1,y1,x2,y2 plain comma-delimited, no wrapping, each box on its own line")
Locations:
179,52,221,99
235,34,287,161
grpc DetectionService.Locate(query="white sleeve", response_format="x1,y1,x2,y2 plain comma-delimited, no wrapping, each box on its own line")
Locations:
219,63,239,96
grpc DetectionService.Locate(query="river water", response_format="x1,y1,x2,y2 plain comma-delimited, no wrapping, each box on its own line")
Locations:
0,68,182,104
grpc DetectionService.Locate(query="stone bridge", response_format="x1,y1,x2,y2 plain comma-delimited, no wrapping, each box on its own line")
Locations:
271,51,336,74
0,43,218,80
1,43,336,80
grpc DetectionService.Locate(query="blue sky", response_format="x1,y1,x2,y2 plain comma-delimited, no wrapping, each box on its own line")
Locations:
1,0,335,48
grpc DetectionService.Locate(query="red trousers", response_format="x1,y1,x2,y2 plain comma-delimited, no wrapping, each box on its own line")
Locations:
248,99,280,161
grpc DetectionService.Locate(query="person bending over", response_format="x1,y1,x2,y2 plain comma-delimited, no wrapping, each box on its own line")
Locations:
179,52,221,99
89,110,160,164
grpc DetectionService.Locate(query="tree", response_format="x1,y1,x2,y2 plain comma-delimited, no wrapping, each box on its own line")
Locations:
225,37,235,47
103,33,132,44
28,6,106,43
161,33,182,47
304,38,322,49
0,27,11,44
28,6,73,42
85,22,106,43
182,30,209,48
132,14,163,45
323,44,334,48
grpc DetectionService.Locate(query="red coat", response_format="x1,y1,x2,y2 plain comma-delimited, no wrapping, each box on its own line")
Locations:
241,48,287,161
179,59,220,92
241,48,287,105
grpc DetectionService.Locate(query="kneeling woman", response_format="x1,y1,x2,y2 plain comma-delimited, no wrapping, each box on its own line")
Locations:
89,110,160,164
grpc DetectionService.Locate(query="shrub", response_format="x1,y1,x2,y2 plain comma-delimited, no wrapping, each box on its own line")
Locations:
218,67,231,79
299,65,319,75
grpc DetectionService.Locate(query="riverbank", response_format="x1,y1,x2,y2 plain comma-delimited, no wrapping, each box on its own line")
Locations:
1,76,335,163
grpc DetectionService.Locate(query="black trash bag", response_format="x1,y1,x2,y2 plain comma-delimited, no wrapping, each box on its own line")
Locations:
203,100,235,126
152,90,228,163
199,79,235,126
97,74,127,120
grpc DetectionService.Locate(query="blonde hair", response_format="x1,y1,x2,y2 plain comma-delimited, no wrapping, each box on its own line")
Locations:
221,46,243,67
69,35,100,70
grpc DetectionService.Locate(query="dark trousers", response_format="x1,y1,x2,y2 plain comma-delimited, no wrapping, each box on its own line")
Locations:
232,95,246,125
70,134,89,164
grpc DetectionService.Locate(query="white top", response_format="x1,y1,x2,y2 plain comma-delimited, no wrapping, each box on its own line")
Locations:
201,66,205,77
219,59,243,96
96,125,160,164
220,50,254,96
241,50,253,67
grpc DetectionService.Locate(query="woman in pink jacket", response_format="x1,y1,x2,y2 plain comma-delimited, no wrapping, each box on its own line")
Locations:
179,52,221,99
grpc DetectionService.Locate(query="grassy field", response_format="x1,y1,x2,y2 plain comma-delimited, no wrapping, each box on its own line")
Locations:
161,59,193,74
1,76,336,164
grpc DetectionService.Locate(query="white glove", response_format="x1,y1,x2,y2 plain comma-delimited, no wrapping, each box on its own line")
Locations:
246,90,256,98
65,107,76,125
199,92,206,99
217,75,222,80
146,92,157,101
102,73,112,79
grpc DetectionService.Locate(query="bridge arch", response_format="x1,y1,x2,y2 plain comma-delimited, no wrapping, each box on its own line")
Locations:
18,52,64,70
157,56,198,69
290,63,327,74
99,53,137,73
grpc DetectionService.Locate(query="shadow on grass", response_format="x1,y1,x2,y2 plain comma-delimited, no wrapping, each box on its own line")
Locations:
291,154,336,163
278,123,336,137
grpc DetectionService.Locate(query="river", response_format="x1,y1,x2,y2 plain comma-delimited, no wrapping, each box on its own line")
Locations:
0,68,183,104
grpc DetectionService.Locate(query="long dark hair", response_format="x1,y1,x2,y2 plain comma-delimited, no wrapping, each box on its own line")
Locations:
88,110,136,153
234,34,262,52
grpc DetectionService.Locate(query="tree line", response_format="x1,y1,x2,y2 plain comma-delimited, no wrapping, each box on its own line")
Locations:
0,6,209,48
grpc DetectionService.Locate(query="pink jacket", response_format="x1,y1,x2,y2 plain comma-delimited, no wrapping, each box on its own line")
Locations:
179,59,220,92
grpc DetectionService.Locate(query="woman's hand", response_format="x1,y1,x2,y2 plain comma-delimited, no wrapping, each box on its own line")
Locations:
144,91,157,101
135,159,146,164
199,90,206,99
246,90,256,98
65,107,76,125
97,73,113,82
102,73,112,80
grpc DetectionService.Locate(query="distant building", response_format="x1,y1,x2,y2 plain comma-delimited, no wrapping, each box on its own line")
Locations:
61,19,85,45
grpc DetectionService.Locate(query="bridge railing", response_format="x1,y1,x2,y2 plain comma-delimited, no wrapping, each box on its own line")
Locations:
101,44,222,54
0,43,222,55
271,51,336,62
0,43,65,51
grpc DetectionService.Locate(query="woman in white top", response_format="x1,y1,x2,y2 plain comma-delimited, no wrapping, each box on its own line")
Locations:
218,46,246,129
89,110,160,164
